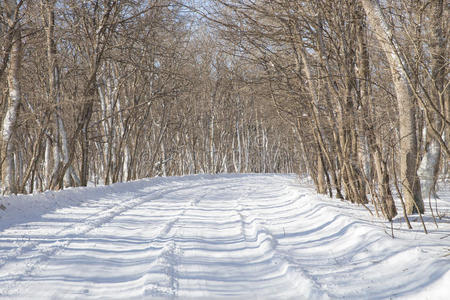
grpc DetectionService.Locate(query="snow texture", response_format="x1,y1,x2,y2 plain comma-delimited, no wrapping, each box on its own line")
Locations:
0,174,449,299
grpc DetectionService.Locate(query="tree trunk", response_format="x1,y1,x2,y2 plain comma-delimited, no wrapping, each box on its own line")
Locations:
360,0,423,214
355,5,396,218
418,0,446,199
1,0,21,194
44,0,64,189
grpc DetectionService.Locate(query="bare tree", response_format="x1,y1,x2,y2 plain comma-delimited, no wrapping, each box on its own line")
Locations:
1,0,23,194
360,0,424,214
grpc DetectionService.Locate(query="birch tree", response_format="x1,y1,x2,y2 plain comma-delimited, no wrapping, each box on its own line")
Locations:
359,0,424,214
417,0,448,199
1,0,23,194
49,0,121,188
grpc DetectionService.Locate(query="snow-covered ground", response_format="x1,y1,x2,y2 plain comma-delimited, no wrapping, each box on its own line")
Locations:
0,174,449,299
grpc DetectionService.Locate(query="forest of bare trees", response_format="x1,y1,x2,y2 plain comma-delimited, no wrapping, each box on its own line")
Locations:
0,0,448,221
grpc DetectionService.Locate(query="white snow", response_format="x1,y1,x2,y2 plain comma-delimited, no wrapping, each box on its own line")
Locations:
0,174,449,299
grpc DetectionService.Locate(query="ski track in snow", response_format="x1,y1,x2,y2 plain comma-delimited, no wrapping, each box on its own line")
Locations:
0,174,449,299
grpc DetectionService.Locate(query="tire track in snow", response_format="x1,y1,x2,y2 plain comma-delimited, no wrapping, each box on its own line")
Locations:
142,240,181,298
0,189,154,267
1,174,449,299
0,179,203,273
1,175,328,299
0,183,194,298
141,193,208,298
235,193,331,299
166,179,330,299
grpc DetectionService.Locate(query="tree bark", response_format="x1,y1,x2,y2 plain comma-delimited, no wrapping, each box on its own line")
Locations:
360,0,423,214
418,0,446,199
356,4,396,219
1,0,22,194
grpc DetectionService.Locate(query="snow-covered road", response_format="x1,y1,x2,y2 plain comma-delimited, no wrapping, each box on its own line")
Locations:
0,174,449,299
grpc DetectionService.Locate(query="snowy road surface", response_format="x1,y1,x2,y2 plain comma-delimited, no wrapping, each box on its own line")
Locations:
0,174,449,299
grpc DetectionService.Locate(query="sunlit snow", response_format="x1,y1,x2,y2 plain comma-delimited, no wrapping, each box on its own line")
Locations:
0,174,449,299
